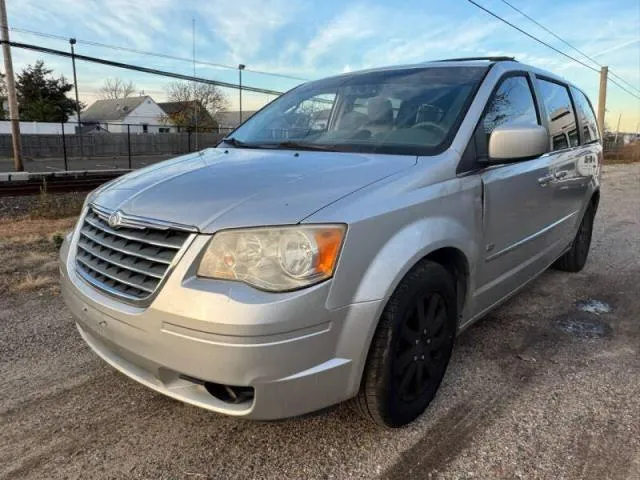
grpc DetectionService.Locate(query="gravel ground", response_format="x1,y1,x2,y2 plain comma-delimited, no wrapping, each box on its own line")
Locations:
1,163,639,479
0,192,86,218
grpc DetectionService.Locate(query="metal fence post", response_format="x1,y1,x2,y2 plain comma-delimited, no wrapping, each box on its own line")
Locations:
61,121,68,171
127,124,132,169
188,130,192,153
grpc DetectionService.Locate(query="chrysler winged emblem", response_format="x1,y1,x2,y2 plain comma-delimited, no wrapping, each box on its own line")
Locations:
108,210,123,228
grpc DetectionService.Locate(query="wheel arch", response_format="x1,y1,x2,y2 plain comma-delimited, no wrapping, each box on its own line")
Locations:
590,188,600,211
422,246,470,320
335,218,479,400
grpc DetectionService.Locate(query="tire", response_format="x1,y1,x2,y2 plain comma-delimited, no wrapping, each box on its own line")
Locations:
553,203,595,272
352,260,457,428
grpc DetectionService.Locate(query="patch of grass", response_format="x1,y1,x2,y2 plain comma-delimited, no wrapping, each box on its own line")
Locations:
21,251,53,267
14,273,57,293
0,216,74,296
28,184,85,220
51,232,65,249
0,217,76,241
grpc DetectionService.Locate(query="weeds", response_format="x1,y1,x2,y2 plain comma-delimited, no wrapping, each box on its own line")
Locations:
28,182,85,219
52,232,65,249
14,273,57,292
0,216,75,296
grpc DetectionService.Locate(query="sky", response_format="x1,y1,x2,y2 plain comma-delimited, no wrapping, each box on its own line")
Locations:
7,0,640,131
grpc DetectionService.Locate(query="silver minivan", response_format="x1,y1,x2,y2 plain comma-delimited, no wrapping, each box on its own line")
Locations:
60,57,601,427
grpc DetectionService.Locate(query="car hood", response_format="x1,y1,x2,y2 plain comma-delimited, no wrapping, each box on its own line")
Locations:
93,148,416,232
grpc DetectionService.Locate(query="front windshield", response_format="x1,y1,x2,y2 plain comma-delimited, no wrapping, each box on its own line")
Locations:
227,66,487,155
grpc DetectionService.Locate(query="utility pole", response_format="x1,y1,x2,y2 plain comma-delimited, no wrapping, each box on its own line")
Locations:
69,37,83,159
613,113,621,144
192,18,198,150
597,66,608,136
0,0,23,171
69,38,81,124
238,64,245,123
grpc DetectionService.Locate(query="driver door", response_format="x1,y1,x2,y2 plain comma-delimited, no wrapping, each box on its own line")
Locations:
473,74,557,314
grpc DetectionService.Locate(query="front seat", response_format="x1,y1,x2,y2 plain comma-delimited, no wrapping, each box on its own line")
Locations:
365,97,394,136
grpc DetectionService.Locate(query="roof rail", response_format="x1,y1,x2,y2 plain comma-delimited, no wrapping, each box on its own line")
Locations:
432,56,516,63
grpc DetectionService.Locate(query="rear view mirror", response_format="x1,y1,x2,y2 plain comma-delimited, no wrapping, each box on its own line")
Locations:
488,124,548,162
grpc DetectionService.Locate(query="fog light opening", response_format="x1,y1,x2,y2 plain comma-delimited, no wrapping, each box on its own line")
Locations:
204,382,254,405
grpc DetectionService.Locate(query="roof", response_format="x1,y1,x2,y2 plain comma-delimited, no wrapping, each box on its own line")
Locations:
306,58,569,91
215,110,258,127
82,96,151,122
157,101,197,115
157,100,216,126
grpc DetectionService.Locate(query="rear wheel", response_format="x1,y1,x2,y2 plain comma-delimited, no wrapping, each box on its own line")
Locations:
352,261,457,427
553,204,595,272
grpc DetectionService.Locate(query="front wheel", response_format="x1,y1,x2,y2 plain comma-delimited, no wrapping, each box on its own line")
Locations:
553,204,595,272
352,260,457,427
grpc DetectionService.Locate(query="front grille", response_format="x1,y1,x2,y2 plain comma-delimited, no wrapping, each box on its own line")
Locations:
75,209,191,301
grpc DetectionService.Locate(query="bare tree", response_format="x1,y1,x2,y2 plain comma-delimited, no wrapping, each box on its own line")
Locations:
163,81,228,131
165,81,228,115
99,77,136,99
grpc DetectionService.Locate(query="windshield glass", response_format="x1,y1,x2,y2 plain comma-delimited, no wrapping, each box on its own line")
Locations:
227,66,487,155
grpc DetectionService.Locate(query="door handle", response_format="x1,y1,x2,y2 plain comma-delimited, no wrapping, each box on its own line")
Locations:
554,170,568,179
538,174,554,186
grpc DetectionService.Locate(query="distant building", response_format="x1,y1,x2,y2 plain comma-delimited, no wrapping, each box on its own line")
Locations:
214,110,258,130
157,101,217,132
81,96,170,133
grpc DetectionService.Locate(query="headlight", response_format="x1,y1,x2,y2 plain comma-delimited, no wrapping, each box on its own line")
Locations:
197,225,346,292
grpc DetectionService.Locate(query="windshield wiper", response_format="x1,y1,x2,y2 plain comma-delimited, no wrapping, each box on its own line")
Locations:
220,137,263,149
222,137,338,152
266,141,338,152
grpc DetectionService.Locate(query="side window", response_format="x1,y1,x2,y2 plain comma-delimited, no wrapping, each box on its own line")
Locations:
536,79,579,151
483,76,538,137
570,87,600,143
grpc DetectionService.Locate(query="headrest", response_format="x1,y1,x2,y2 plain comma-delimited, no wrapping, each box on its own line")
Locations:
367,97,393,124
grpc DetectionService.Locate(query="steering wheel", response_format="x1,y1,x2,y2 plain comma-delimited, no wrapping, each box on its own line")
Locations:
411,122,448,136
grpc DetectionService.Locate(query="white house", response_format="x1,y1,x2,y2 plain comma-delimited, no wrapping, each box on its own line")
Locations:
81,96,173,133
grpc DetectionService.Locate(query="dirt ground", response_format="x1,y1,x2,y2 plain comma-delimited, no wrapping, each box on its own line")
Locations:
1,163,639,480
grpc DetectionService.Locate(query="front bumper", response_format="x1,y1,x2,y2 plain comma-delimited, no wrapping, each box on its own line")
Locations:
60,227,382,420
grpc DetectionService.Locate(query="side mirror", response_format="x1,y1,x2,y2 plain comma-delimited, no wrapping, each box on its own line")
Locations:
488,124,548,162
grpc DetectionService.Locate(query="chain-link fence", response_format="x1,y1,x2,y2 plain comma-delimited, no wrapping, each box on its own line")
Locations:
0,121,234,172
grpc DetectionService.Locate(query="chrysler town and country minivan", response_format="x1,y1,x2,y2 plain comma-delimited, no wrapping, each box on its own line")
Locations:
60,57,601,427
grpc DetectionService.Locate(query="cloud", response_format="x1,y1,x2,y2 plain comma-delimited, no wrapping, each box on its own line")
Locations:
304,4,383,66
297,4,503,73
361,20,502,67
11,0,171,50
199,0,300,63
593,38,640,59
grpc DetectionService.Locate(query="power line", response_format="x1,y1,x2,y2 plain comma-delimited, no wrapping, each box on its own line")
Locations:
601,77,640,102
498,0,640,95
2,40,286,96
9,26,310,82
466,0,640,102
467,0,599,72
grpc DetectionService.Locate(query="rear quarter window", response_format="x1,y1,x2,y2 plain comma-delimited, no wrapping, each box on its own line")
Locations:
536,79,579,152
570,87,600,143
